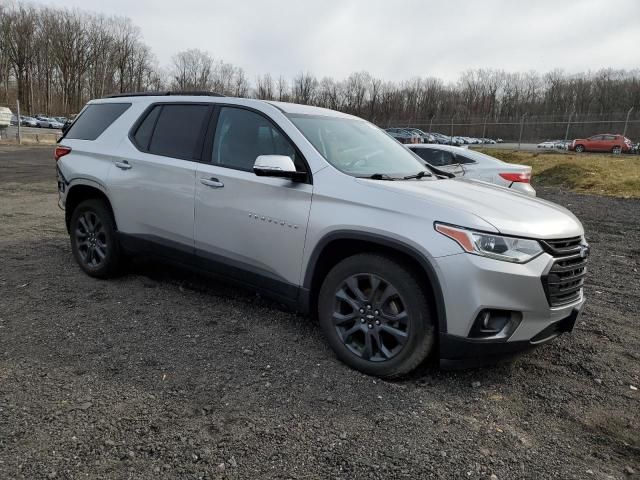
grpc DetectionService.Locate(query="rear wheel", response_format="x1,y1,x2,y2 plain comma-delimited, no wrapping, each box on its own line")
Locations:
612,146,622,154
318,254,435,378
69,199,122,278
574,144,585,153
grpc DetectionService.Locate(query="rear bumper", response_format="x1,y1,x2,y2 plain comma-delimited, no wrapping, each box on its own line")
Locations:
509,182,536,196
56,165,68,210
439,306,582,369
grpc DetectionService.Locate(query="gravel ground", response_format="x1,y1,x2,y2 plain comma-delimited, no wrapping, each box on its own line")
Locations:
0,145,638,480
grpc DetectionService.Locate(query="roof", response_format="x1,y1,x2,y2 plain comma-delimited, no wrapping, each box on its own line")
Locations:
96,92,355,119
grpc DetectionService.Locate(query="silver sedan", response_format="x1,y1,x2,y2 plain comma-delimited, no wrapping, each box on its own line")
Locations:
407,144,536,196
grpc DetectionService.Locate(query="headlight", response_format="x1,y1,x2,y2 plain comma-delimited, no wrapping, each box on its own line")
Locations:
435,223,543,263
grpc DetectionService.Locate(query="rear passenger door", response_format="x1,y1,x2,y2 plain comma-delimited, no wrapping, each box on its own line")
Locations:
194,106,312,299
108,103,212,254
586,135,603,151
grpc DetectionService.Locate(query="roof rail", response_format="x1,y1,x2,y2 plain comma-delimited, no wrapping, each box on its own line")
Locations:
103,91,225,99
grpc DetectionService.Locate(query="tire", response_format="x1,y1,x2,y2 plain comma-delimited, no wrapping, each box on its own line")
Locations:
574,144,585,153
318,253,435,378
69,199,122,278
612,146,622,154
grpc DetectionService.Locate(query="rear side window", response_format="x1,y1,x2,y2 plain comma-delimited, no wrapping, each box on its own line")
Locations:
453,154,476,165
65,103,131,140
412,148,454,166
139,104,210,160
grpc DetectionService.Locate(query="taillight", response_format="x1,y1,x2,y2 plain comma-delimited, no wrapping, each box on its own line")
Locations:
55,145,71,161
499,172,531,183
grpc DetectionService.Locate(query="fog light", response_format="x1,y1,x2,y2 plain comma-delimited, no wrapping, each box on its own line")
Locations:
469,309,522,339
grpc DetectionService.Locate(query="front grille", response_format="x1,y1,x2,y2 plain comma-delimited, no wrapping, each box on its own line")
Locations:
539,236,583,256
541,237,588,307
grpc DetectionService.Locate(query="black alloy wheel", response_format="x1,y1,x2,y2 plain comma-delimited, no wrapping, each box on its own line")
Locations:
318,253,435,378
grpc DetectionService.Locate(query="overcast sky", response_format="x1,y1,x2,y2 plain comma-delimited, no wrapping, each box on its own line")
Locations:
31,0,640,83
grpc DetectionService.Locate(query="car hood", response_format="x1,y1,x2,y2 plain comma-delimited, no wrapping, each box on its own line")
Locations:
360,177,583,239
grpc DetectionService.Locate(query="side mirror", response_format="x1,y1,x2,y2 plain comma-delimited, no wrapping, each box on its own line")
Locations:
253,155,306,181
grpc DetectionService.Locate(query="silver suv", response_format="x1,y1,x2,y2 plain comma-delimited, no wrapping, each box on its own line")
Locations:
56,93,588,377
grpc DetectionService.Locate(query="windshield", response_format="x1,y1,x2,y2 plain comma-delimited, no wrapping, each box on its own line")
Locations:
288,114,426,177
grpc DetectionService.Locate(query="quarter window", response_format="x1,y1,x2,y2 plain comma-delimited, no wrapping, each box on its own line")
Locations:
133,105,161,150
212,107,300,172
65,103,131,140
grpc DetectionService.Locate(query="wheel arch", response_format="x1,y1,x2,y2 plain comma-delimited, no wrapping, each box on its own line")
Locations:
302,231,447,333
64,182,116,233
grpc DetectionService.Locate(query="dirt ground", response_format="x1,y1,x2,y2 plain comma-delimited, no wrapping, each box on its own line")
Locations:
0,145,638,480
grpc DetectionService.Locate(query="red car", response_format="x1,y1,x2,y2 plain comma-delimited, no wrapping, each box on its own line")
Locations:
569,134,632,154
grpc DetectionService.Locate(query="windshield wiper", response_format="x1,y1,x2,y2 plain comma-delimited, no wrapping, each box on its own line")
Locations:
363,173,397,180
403,170,432,180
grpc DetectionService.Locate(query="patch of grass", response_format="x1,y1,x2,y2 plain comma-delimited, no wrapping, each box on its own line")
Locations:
478,149,640,198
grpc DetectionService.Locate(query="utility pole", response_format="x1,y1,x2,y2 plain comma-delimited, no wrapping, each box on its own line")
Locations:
623,106,634,137
564,112,574,141
428,115,434,134
482,115,488,139
450,115,455,145
518,113,527,150
16,99,21,145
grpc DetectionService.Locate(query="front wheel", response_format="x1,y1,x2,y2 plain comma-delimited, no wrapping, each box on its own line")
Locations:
612,146,622,154
69,199,122,278
318,254,435,378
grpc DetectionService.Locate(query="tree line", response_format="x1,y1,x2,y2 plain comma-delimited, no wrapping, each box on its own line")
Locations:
1,1,639,130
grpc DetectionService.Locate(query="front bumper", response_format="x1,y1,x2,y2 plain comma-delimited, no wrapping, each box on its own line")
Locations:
433,250,585,367
439,306,582,368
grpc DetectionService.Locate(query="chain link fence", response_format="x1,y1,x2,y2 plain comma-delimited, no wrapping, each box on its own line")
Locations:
384,109,640,146
0,100,59,144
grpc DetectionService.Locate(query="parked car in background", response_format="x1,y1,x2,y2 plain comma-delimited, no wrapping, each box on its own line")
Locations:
0,107,12,128
404,128,436,143
21,116,39,127
569,134,632,154
408,144,535,196
537,140,557,149
10,114,19,125
35,117,64,129
431,132,451,144
385,128,422,144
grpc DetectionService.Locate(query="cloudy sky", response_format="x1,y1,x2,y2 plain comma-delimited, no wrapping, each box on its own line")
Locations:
31,0,640,82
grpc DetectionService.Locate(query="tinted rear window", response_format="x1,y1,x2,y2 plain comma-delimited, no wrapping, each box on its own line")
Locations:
147,104,210,159
412,148,454,166
65,103,131,140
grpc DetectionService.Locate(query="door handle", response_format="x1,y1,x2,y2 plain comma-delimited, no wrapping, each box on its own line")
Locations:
115,160,132,170
200,177,224,188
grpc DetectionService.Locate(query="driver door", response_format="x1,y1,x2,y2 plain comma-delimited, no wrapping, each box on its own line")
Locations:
194,106,313,300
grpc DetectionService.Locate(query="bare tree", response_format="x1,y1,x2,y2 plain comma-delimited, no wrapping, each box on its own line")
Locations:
1,0,639,138
171,49,213,91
